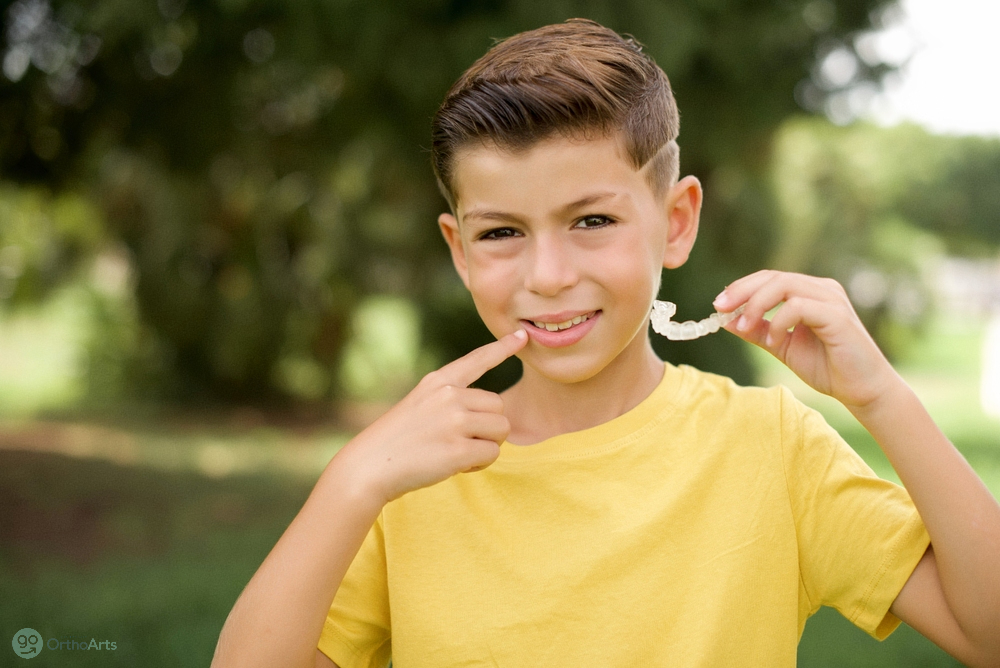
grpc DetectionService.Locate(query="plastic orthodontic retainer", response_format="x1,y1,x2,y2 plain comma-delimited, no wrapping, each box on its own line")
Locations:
649,300,746,341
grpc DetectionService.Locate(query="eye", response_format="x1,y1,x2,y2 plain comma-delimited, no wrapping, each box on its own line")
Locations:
574,215,616,229
478,227,520,240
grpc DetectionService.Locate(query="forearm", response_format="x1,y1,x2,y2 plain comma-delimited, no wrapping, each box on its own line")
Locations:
212,444,384,668
850,375,1000,647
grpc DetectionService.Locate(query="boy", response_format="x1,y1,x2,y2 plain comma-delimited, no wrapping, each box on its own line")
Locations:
213,19,1000,668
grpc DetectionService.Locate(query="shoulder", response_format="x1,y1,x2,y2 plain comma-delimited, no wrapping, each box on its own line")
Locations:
671,362,788,415
665,364,843,468
654,364,804,463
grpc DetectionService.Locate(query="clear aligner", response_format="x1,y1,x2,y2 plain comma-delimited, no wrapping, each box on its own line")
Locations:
650,301,745,341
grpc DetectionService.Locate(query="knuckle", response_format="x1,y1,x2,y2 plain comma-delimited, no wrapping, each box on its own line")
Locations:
437,384,460,403
498,424,511,444
784,295,804,310
418,370,441,389
745,298,764,318
822,276,844,293
448,408,469,432
455,441,492,471
479,440,501,463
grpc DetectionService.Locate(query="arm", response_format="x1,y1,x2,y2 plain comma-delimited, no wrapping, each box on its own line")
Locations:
859,381,1000,667
715,271,1000,667
211,330,528,668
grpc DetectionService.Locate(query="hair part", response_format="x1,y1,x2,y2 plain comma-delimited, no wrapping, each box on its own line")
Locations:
431,18,680,214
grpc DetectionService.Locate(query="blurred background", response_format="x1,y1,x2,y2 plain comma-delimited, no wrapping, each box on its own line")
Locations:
0,0,997,664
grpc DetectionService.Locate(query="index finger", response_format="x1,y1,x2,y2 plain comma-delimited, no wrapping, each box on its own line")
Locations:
713,270,777,311
439,329,528,388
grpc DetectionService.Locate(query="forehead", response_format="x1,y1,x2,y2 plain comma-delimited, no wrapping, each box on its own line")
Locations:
451,134,653,219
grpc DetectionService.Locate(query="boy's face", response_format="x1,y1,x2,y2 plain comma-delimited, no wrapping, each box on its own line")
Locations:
439,134,700,385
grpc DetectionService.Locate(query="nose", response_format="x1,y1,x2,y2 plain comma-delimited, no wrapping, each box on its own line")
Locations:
523,232,579,297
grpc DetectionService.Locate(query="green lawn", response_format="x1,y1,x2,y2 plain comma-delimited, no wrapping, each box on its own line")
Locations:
1,447,314,667
1,314,997,667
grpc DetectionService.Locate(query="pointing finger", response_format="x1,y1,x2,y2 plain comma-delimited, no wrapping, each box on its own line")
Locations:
437,329,528,388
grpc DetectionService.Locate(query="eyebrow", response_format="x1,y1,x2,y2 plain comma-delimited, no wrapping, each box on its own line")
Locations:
462,191,620,225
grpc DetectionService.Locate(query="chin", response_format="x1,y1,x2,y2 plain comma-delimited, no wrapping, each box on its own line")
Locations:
520,351,614,386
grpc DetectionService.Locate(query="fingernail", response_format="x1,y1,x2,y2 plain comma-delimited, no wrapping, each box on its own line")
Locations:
736,315,749,332
713,291,729,307
765,332,774,347
513,329,527,340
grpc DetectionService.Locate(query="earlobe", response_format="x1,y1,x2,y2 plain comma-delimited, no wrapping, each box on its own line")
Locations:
438,212,471,289
662,175,702,269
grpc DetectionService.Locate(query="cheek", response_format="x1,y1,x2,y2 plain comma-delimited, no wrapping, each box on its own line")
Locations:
604,235,662,296
465,254,519,311
467,242,523,280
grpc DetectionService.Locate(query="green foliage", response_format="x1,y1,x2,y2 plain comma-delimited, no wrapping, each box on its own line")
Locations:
896,135,1000,253
770,117,1000,360
1,0,897,401
0,183,104,302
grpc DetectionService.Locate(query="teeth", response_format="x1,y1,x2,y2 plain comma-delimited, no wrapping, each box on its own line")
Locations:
532,313,591,331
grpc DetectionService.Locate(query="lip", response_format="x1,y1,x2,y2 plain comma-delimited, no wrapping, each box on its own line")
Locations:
520,310,601,348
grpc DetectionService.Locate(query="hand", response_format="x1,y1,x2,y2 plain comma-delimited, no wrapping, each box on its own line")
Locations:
713,270,901,411
335,329,528,507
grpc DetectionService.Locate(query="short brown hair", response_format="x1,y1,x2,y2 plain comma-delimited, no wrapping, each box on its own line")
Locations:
431,18,680,213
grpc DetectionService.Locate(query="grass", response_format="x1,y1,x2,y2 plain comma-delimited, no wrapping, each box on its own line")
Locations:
1,312,997,666
0,447,314,667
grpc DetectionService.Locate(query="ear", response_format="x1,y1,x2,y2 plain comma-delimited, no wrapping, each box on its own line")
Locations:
662,175,702,269
438,212,471,289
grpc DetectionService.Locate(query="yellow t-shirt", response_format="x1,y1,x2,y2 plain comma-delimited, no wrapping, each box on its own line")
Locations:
319,362,930,667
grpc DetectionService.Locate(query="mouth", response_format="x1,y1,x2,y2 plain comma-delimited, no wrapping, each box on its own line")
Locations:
526,311,598,332
520,310,601,348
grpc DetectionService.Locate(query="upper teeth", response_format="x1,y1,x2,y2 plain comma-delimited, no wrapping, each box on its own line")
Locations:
532,313,592,332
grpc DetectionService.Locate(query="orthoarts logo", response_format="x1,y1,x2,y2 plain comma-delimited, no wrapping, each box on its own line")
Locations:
11,629,118,659
11,629,42,659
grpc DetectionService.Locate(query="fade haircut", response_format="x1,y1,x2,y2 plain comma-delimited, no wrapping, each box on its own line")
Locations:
431,18,680,214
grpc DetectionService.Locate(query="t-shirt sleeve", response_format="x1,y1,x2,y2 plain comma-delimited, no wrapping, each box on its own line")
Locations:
317,512,391,668
779,386,930,640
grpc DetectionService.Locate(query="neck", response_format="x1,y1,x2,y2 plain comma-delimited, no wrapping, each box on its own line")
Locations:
502,338,666,445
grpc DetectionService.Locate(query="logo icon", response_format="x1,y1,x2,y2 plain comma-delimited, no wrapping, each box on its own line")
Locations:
12,628,43,659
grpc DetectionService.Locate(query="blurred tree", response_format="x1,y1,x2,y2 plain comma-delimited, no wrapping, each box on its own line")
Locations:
896,135,1000,253
0,0,899,402
771,118,1000,360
